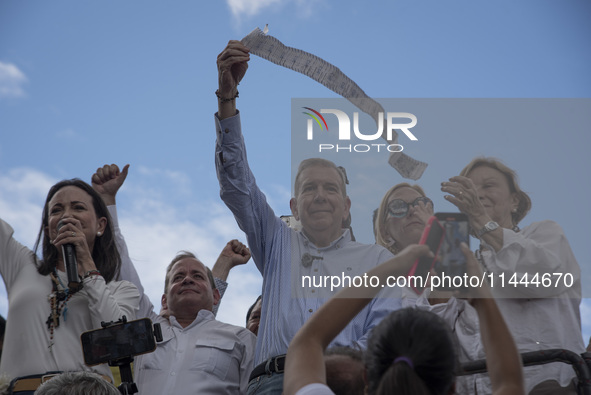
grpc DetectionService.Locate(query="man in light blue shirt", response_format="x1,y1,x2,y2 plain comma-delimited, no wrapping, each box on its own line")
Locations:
215,40,400,395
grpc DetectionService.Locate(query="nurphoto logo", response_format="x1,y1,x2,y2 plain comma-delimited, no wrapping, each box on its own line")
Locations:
302,107,418,153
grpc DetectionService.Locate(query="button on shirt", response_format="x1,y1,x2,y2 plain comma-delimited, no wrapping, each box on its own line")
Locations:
215,112,400,365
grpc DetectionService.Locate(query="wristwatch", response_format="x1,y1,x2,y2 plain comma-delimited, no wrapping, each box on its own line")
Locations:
476,221,499,238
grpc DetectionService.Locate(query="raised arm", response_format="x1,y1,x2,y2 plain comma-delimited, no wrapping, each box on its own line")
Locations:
212,239,251,281
91,164,155,319
217,40,249,120
211,239,251,314
214,41,284,277
283,245,431,395
462,243,524,395
0,218,33,292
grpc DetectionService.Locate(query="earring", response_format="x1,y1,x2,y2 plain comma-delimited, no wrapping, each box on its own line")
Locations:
97,231,102,236
511,208,518,213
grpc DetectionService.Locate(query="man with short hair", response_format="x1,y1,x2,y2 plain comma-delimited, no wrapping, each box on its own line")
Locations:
92,165,256,395
159,251,220,326
215,40,398,394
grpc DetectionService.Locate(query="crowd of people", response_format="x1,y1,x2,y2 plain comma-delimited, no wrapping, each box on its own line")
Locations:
0,39,586,395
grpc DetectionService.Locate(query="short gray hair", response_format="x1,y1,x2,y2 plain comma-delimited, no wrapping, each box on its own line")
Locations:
294,158,348,198
34,371,119,395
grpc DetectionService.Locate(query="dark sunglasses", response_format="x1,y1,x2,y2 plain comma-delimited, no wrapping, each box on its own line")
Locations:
387,197,433,218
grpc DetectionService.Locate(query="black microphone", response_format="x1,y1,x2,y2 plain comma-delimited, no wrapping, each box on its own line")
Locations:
58,221,81,291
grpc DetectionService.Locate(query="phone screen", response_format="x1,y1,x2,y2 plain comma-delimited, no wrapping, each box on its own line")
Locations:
434,212,470,289
80,318,157,366
408,216,444,294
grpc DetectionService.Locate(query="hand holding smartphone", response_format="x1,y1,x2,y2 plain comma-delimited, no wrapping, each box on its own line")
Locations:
407,216,445,295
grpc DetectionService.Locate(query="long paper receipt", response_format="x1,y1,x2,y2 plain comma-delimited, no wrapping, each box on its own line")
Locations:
242,26,427,180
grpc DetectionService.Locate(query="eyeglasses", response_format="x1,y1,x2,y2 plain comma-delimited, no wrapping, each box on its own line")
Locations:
387,197,433,218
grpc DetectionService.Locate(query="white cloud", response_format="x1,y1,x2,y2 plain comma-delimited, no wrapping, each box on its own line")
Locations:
226,0,283,18
135,166,193,198
0,168,56,243
225,0,326,22
0,61,28,99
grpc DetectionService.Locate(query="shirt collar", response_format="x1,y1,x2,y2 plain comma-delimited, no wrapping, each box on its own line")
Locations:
300,228,351,251
169,309,216,329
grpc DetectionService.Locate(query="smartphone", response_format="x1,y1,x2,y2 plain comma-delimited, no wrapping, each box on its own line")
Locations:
407,216,445,295
80,318,157,366
433,212,470,290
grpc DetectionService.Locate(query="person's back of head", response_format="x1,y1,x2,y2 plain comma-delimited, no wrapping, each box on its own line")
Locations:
365,308,456,395
324,346,365,395
34,371,120,395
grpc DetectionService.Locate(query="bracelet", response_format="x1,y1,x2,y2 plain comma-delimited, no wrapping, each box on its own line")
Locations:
215,89,239,103
84,269,102,279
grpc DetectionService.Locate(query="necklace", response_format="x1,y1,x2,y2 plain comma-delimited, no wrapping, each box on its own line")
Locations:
476,224,521,272
46,270,75,348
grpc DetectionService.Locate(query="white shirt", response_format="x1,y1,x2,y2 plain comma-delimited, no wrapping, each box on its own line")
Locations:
110,206,256,394
134,309,255,395
0,218,140,379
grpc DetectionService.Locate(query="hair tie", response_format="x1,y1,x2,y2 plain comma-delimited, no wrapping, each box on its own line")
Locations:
393,356,414,369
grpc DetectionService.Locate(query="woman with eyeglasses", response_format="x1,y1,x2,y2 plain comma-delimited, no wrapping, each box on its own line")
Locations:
374,183,434,254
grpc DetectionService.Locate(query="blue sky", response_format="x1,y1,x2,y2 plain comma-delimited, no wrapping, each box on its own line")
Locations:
1,0,590,343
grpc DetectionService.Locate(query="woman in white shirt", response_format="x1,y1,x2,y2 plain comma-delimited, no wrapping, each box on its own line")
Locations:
0,179,139,391
441,157,584,394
